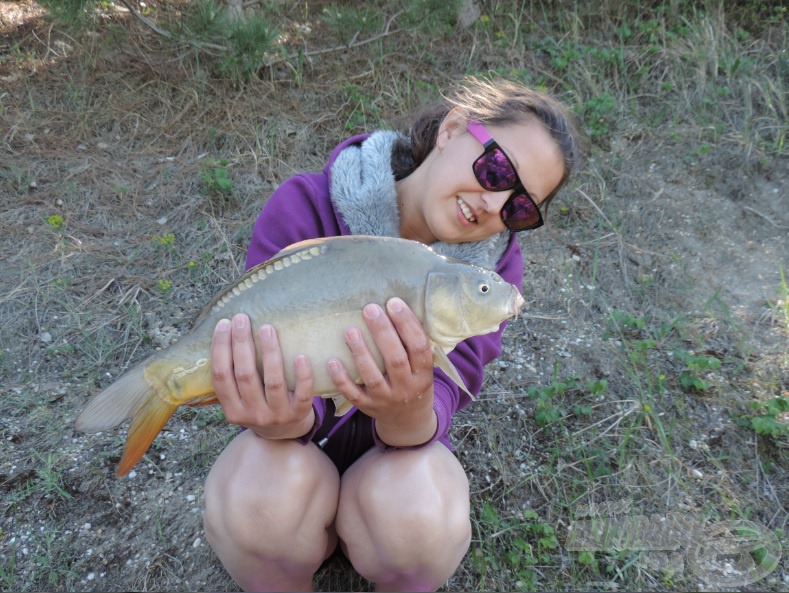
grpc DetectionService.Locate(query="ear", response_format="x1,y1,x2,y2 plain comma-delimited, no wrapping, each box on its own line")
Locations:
436,108,468,149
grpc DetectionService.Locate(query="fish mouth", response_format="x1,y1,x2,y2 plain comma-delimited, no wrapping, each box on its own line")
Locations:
509,288,525,319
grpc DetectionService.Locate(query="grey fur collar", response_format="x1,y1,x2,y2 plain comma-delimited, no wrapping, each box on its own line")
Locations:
330,130,510,270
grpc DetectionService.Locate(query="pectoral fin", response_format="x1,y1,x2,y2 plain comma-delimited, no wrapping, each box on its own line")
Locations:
331,394,354,417
183,394,219,407
432,345,475,400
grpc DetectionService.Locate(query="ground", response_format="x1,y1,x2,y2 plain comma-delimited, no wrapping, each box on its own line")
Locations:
0,1,786,591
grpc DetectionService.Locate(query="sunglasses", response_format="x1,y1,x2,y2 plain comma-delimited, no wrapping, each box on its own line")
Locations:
466,120,544,232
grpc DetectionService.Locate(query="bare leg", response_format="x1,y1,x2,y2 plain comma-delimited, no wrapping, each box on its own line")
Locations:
204,430,340,592
336,443,471,592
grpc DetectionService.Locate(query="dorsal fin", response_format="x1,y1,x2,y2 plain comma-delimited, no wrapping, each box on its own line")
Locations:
189,237,333,329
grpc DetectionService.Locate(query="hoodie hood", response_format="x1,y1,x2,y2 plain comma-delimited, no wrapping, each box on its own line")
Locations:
327,131,511,270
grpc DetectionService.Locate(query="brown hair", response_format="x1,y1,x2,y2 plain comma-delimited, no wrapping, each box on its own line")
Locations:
392,76,583,213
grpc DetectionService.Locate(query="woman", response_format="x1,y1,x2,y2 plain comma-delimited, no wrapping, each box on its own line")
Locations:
203,77,581,592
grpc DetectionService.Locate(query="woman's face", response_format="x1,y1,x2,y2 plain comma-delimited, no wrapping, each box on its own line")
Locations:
404,112,565,245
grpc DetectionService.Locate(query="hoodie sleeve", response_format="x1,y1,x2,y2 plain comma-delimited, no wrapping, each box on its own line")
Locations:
372,234,524,450
245,174,347,270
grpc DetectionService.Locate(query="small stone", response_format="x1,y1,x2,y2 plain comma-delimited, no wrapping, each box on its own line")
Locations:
186,494,196,502
192,537,201,549
87,572,95,581
157,217,168,225
691,469,703,479
39,332,52,344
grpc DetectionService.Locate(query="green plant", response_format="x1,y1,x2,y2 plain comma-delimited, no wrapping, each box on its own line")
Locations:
223,14,278,81
156,278,174,296
30,530,78,588
322,4,381,45
581,92,618,139
47,214,65,230
201,159,233,195
401,0,461,34
8,452,74,508
770,264,788,330
152,232,175,249
341,83,382,131
473,504,559,591
38,0,94,26
672,349,721,392
746,396,789,438
1,165,36,194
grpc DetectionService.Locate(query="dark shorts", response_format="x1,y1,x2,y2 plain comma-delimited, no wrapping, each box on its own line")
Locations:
311,410,375,475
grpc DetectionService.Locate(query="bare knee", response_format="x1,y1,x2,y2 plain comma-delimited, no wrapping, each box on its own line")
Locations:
380,479,468,563
338,445,471,589
204,432,340,566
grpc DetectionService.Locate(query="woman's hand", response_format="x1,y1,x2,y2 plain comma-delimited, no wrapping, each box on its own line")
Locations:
211,314,315,440
327,298,437,447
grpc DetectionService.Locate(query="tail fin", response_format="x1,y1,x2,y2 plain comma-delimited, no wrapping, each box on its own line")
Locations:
75,364,151,432
75,360,179,477
115,394,178,477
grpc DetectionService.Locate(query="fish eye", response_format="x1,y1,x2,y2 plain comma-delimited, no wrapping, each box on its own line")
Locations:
479,283,491,294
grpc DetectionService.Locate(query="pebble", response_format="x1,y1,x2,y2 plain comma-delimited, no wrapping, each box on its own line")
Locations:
39,332,52,344
193,537,201,549
186,495,196,502
691,469,703,479
87,573,95,581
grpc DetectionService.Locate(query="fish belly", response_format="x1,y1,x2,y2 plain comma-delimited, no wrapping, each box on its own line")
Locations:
274,310,386,394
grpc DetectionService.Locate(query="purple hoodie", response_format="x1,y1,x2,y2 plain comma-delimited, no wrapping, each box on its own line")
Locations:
244,135,524,467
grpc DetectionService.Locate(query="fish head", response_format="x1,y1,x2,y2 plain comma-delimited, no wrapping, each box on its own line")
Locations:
424,266,524,349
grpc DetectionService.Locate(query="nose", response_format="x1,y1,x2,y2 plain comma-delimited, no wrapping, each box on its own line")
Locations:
480,190,511,214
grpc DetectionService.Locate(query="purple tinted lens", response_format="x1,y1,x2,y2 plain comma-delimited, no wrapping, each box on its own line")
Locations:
473,148,518,190
501,193,541,230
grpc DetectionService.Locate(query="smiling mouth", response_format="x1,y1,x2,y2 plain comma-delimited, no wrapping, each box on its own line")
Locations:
457,197,477,223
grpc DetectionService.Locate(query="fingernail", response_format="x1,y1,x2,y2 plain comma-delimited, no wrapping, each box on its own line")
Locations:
233,314,246,329
388,298,403,313
216,319,230,332
364,304,381,319
347,328,361,343
261,324,273,340
328,360,341,374
295,354,307,368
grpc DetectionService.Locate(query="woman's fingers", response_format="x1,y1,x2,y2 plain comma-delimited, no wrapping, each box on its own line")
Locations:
230,314,266,407
260,324,316,421
384,298,433,375
327,358,369,410
210,318,239,409
259,324,296,416
292,354,315,415
357,303,411,389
